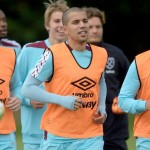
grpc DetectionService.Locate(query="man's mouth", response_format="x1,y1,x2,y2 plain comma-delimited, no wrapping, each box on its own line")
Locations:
0,29,7,35
78,31,87,36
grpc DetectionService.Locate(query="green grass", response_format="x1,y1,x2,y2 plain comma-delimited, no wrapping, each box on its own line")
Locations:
15,112,136,150
127,114,136,150
16,127,23,150
14,111,23,150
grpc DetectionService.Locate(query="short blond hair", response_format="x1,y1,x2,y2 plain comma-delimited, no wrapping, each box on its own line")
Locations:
44,0,69,29
83,7,106,24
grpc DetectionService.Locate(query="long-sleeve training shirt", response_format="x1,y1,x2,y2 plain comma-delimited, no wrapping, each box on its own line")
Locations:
0,47,22,142
17,39,50,144
118,60,147,114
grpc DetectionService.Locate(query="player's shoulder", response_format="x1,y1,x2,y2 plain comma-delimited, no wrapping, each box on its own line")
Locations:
89,44,107,54
137,49,150,56
25,40,47,49
101,42,122,52
1,38,21,48
136,50,150,60
101,42,127,57
0,46,12,51
0,46,16,57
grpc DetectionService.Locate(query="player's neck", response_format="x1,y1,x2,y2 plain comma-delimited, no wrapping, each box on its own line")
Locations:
49,38,63,46
67,39,86,52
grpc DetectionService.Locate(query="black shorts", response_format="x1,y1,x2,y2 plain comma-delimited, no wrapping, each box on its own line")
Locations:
104,139,127,150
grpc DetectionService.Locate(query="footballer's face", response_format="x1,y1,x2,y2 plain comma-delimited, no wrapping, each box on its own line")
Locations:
64,11,89,44
87,17,103,44
46,11,66,45
0,10,7,39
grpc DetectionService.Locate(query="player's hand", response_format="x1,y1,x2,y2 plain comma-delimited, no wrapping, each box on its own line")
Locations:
145,101,150,110
5,97,21,111
74,97,85,111
92,112,106,124
30,100,45,109
112,97,125,114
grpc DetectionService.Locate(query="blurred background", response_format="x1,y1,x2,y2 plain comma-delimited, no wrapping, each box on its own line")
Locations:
1,0,150,149
1,0,150,62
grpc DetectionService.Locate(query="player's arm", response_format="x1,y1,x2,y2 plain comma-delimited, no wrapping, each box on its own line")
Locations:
93,72,107,124
22,50,84,110
118,60,146,114
18,45,45,108
111,50,130,114
98,72,107,115
17,45,32,106
8,50,22,111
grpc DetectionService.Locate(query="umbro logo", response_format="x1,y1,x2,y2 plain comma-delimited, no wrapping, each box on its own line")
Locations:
71,76,96,91
0,79,5,84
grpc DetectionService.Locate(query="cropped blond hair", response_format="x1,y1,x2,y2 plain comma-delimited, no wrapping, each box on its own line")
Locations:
44,0,69,29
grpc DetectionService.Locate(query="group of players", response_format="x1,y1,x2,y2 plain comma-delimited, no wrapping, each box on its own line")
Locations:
1,0,150,150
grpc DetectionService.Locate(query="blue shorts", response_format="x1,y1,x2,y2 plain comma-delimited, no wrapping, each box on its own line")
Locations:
24,143,40,150
136,137,150,150
40,135,104,150
0,132,16,150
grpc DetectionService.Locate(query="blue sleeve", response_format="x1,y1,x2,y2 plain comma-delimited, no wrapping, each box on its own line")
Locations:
15,47,21,57
17,45,31,106
98,72,107,115
22,75,76,110
118,60,147,114
30,49,53,82
10,50,23,101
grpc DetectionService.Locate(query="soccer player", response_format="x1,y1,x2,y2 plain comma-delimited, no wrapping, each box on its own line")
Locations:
17,0,69,149
0,9,21,56
118,50,150,149
0,46,21,150
0,9,21,150
22,7,107,150
83,7,130,150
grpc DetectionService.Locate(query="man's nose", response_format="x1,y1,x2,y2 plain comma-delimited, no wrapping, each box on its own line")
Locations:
80,21,87,28
59,21,63,26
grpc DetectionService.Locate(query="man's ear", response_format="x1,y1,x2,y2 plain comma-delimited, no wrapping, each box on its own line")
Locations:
45,24,50,31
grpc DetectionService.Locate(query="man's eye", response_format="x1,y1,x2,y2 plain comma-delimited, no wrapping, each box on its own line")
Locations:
54,20,60,23
97,26,102,29
73,21,78,24
83,20,88,23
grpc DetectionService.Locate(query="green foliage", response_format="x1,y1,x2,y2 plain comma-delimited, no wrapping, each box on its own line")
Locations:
1,0,150,55
1,0,47,46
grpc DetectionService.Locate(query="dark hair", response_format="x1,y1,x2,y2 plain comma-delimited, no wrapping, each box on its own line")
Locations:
62,7,85,25
83,7,106,24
